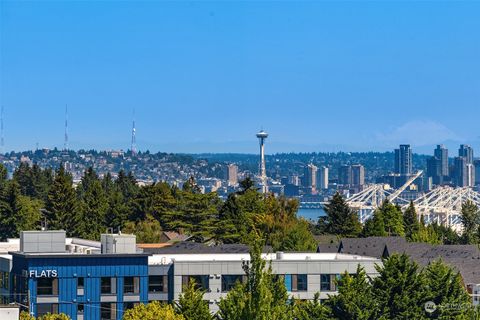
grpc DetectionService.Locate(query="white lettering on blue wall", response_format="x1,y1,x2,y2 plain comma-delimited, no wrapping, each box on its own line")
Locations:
29,270,58,278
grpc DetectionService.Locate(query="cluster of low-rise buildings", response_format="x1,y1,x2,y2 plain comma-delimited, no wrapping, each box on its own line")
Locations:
0,230,478,320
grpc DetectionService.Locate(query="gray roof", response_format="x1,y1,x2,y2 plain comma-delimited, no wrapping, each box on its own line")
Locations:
322,237,480,285
143,241,272,254
317,243,339,253
338,237,408,258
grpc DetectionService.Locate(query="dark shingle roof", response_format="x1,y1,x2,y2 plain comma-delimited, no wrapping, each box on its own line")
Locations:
338,237,408,258
317,243,339,253
143,241,272,254
327,236,480,285
384,240,480,285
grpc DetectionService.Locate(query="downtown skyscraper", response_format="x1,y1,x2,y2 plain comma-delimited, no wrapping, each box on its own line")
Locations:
434,144,449,178
395,144,412,176
459,144,474,165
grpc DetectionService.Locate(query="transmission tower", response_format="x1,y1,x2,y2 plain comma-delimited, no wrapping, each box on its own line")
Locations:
131,109,137,155
64,105,69,151
0,106,4,153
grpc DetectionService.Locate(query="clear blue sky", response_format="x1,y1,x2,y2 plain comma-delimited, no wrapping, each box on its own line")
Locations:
1,1,479,154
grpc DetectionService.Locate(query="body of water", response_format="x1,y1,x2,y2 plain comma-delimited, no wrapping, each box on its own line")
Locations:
297,207,326,221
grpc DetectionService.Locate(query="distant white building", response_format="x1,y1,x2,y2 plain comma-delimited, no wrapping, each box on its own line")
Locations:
317,166,329,190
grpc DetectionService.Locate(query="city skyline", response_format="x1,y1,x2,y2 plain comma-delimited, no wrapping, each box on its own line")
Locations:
1,1,479,153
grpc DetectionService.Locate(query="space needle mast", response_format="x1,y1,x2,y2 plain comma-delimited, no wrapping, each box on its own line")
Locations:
256,129,269,193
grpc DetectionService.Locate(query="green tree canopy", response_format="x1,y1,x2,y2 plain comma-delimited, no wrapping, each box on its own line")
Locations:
326,265,377,320
176,279,212,320
319,193,362,237
218,233,292,320
123,301,184,320
460,200,480,244
372,254,426,319
45,166,78,234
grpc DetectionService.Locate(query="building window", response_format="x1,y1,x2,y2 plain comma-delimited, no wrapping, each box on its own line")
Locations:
123,302,139,311
37,304,59,317
100,302,117,320
148,275,167,293
101,277,116,294
320,274,339,292
78,303,84,314
284,275,307,292
294,274,307,291
221,275,245,292
182,275,209,292
124,277,140,294
78,277,84,289
37,278,58,296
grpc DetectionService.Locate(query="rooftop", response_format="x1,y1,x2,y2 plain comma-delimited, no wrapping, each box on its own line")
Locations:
149,251,379,265
326,236,480,285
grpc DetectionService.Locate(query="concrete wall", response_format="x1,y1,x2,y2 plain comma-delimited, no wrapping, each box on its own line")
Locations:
0,307,19,320
149,258,380,313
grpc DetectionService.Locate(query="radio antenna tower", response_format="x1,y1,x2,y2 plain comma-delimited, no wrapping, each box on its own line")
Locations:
1,106,4,153
131,109,137,155
64,105,69,151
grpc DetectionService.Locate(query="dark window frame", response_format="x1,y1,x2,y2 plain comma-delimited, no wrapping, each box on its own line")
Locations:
37,278,58,296
123,276,140,295
221,275,244,292
148,275,167,293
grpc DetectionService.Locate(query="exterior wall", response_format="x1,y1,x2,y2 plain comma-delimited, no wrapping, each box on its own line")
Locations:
470,284,480,306
155,258,380,313
0,257,12,304
11,255,149,320
0,307,19,320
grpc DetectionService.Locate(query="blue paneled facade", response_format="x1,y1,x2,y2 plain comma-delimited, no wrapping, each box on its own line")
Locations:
10,253,149,320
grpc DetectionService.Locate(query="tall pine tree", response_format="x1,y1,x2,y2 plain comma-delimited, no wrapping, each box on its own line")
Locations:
45,166,78,235
320,193,362,237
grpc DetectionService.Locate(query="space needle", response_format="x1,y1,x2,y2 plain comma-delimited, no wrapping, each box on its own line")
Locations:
256,129,268,193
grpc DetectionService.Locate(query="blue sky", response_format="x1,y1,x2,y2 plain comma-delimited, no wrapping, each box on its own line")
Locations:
1,1,479,154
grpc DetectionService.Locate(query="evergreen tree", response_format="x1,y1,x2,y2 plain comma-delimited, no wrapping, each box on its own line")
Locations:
410,216,441,245
176,280,212,320
430,222,461,245
0,180,42,239
215,182,266,244
460,200,480,244
293,293,331,320
218,233,292,320
320,193,362,237
13,162,34,196
76,169,108,240
326,265,377,320
372,254,426,319
403,201,420,240
166,188,221,241
115,170,139,200
31,164,53,201
0,163,8,192
379,200,405,236
104,189,130,231
151,182,178,228
422,259,472,319
362,209,387,237
45,166,78,235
